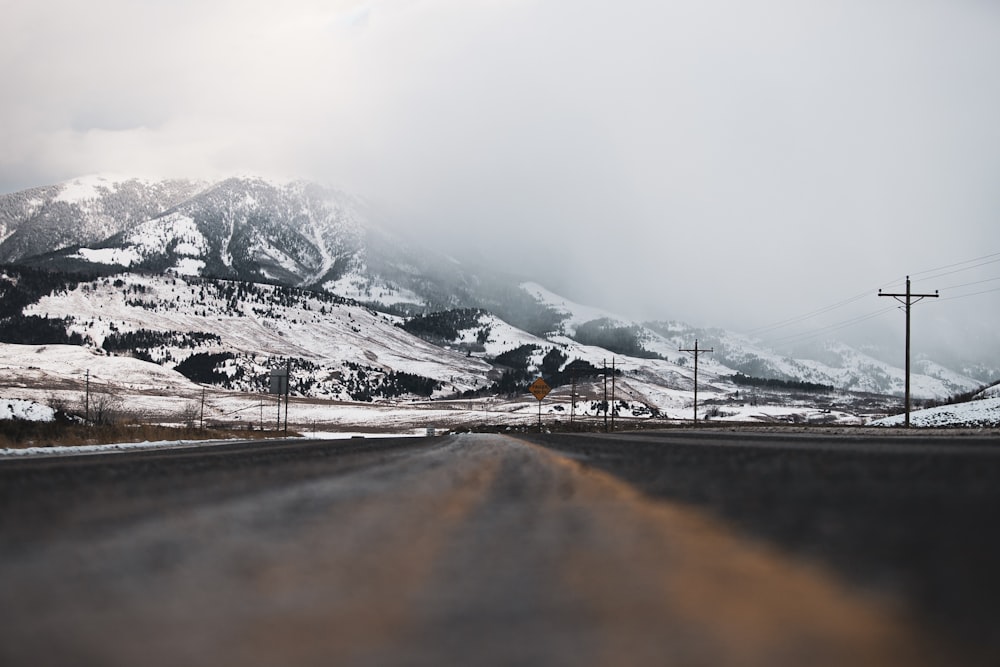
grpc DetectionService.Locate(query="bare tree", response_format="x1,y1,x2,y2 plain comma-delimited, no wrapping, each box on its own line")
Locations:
179,401,201,429
47,392,74,418
90,393,125,426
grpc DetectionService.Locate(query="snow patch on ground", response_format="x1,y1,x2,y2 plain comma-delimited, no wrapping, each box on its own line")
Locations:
173,258,205,275
869,397,1000,428
0,398,55,422
73,247,143,267
0,430,430,459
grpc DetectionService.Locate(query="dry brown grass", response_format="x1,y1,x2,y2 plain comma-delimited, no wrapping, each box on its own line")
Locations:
0,420,289,450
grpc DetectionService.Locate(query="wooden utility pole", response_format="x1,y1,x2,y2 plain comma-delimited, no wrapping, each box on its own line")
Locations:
603,359,609,432
84,370,90,424
680,340,713,425
879,276,939,427
570,365,577,426
270,365,287,432
610,358,617,432
284,360,291,436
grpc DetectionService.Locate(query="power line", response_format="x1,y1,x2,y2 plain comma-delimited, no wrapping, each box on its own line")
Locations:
772,275,995,345
745,291,871,336
745,250,998,342
878,254,1000,291
909,251,1000,279
767,306,897,345
937,275,1000,291
879,276,939,428
910,257,1000,284
939,285,1000,302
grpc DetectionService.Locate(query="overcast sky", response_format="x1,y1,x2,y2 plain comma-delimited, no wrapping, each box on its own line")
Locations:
3,0,999,355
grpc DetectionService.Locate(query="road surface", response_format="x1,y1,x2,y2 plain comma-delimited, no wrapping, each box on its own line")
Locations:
2,430,997,666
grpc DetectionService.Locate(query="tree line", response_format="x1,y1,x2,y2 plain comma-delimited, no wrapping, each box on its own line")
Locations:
400,308,489,343
573,318,661,360
729,372,834,393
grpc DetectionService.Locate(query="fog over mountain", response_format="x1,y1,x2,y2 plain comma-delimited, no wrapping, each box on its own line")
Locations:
2,1,998,365
1,174,995,402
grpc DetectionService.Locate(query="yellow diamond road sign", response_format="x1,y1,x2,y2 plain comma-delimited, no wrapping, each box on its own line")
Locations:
529,377,551,401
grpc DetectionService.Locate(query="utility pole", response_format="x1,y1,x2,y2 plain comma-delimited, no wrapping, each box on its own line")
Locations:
611,358,617,432
84,369,90,425
570,365,577,427
269,364,289,433
879,276,939,427
680,340,713,425
603,359,609,432
200,387,206,430
283,360,291,436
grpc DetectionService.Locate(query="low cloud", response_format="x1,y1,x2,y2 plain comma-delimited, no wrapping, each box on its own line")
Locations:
2,0,998,354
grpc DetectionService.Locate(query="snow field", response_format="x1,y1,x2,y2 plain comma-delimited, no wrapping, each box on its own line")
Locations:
869,397,1000,428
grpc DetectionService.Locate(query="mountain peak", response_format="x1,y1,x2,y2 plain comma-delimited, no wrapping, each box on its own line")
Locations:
1,174,997,400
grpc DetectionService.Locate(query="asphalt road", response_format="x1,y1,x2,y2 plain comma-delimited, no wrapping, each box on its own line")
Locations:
1,430,997,666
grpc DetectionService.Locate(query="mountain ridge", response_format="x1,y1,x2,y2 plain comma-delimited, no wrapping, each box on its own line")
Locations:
0,174,993,407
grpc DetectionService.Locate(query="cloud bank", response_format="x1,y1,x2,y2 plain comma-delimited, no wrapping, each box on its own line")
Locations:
2,0,999,353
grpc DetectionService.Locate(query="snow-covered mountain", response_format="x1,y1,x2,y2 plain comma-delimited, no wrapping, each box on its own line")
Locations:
0,174,994,408
527,286,984,400
0,175,206,264
9,175,366,287
4,175,556,328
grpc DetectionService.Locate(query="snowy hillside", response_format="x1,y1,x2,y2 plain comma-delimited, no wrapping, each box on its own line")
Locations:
24,273,490,402
527,282,980,400
521,282,628,335
870,397,1000,428
976,383,1000,400
0,174,994,406
1,270,712,421
641,322,981,400
0,175,205,263
0,266,970,428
